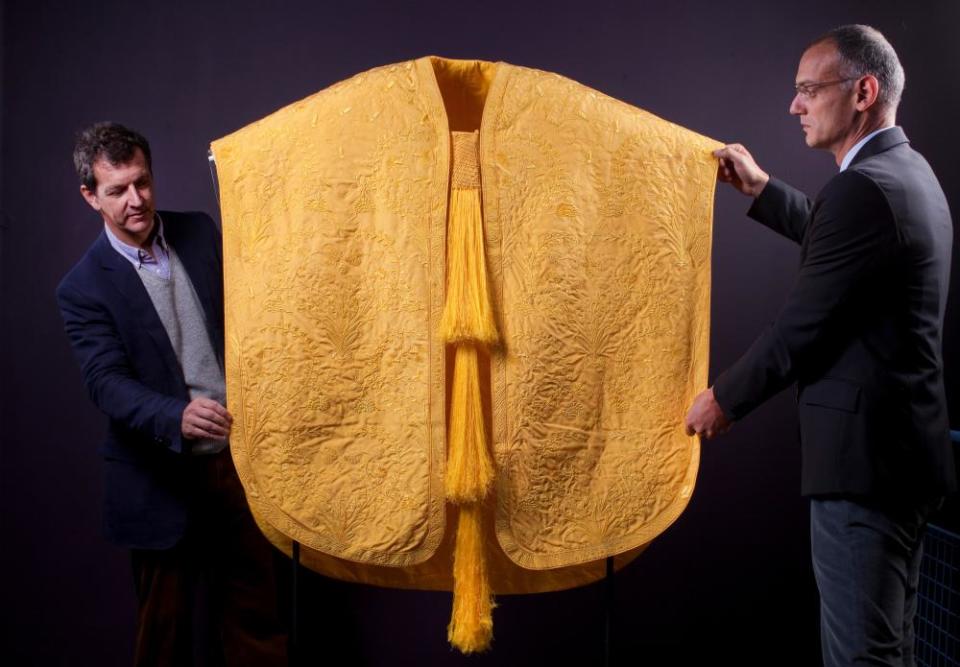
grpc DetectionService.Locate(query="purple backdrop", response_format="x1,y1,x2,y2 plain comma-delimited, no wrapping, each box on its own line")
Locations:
2,1,958,664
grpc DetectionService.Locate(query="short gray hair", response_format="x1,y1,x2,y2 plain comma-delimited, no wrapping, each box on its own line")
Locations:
812,24,905,111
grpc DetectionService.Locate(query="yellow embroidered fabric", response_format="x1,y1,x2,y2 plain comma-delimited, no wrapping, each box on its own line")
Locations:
211,57,720,597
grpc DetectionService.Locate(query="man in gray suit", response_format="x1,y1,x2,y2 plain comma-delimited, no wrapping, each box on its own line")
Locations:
685,25,955,666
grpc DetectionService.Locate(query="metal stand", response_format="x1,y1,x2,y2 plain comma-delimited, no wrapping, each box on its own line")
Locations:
291,540,300,666
207,150,219,201
208,149,301,662
604,556,614,667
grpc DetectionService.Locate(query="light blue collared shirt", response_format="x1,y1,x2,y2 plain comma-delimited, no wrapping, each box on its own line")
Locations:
104,213,171,280
839,126,896,172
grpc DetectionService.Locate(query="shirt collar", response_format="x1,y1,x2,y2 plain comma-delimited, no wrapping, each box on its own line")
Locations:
839,126,895,172
103,213,167,268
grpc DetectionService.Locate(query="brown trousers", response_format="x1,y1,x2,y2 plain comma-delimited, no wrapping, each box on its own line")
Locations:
130,449,288,667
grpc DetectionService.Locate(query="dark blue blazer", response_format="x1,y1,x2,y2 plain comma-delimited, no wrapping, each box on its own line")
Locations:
57,211,225,549
714,128,956,501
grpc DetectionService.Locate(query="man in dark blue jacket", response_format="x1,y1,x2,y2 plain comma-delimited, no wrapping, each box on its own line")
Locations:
685,25,955,667
57,122,286,666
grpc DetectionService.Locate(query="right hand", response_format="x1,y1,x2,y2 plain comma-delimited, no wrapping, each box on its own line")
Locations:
684,387,733,440
713,144,770,198
181,397,233,441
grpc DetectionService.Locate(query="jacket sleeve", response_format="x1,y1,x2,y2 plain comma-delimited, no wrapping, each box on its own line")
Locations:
713,170,898,420
747,177,814,244
56,280,189,454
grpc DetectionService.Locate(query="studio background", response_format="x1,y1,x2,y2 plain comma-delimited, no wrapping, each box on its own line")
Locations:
2,1,958,664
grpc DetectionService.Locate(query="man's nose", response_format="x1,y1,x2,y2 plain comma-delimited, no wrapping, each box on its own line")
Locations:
127,184,143,206
789,93,805,116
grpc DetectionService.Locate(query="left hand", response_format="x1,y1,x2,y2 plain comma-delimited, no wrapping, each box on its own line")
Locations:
181,397,233,441
684,387,733,440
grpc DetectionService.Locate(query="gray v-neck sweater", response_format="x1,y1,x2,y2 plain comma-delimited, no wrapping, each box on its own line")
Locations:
137,248,226,455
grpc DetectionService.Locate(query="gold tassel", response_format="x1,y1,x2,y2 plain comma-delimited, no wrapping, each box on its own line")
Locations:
440,187,499,346
447,504,495,653
445,344,495,503
442,132,499,654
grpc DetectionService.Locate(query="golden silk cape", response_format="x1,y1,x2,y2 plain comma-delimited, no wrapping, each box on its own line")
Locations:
211,56,720,596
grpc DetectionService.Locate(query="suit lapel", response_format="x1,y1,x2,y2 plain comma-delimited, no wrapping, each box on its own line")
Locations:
161,213,224,365
165,220,218,335
92,231,185,380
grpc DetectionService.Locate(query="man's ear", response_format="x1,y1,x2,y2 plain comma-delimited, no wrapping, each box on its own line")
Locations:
80,184,101,212
855,74,881,111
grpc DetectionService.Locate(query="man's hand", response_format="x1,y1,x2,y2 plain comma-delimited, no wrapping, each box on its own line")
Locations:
181,397,233,441
713,144,770,197
684,387,732,440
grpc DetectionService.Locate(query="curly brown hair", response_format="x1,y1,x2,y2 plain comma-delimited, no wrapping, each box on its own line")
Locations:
73,122,152,190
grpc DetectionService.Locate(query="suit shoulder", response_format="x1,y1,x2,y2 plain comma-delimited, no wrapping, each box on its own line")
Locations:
815,169,897,238
851,146,947,210
56,235,106,300
820,168,886,200
818,169,893,215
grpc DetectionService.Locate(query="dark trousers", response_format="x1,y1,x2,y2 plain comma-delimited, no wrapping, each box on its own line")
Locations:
810,497,936,667
130,449,288,667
